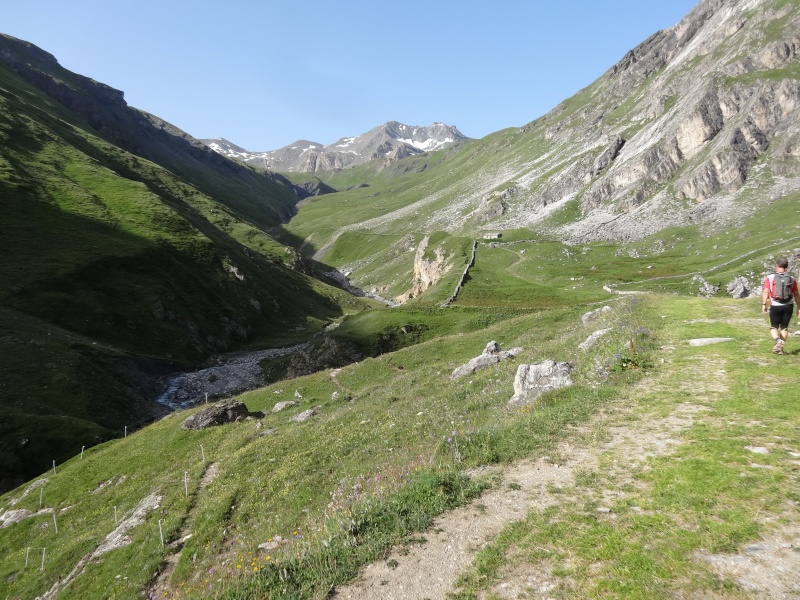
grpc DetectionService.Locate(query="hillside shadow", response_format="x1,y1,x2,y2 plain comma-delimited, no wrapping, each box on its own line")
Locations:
0,192,349,490
268,223,367,295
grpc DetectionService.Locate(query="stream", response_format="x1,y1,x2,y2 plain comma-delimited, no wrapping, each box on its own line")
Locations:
155,343,308,410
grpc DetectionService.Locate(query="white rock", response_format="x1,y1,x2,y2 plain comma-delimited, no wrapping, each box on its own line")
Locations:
688,337,735,346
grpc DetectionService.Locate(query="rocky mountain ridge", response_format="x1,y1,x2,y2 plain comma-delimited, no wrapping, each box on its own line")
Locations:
299,0,799,256
494,0,800,242
202,121,468,173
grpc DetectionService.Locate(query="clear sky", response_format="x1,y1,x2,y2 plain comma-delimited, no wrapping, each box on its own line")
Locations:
4,0,699,151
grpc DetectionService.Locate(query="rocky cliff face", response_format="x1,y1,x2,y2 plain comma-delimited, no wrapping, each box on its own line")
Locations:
533,0,800,241
395,236,453,303
203,121,468,173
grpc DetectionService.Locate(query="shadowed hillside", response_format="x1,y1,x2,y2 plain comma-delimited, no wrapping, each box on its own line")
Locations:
0,34,370,490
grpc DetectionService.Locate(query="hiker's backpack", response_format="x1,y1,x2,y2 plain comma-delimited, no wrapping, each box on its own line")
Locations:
771,272,795,303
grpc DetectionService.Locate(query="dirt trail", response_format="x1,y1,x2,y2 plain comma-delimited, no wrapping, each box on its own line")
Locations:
332,394,701,600
333,302,800,599
149,462,220,596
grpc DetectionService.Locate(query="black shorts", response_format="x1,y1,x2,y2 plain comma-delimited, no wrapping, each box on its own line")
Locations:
769,303,794,330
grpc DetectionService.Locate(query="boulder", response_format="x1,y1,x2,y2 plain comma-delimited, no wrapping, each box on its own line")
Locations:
692,275,719,297
688,337,735,347
508,361,573,409
450,355,500,380
450,341,523,380
290,409,316,423
181,399,250,430
272,401,298,413
726,276,752,298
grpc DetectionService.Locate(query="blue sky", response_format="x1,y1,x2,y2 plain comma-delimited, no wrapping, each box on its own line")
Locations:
5,1,699,151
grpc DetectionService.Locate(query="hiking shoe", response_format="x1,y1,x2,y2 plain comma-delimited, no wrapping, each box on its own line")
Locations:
773,339,785,354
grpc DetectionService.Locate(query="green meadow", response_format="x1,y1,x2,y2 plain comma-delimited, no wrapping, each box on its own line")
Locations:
5,237,800,598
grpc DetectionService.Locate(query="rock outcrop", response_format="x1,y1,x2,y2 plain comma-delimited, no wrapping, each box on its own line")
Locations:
693,275,720,297
450,341,523,380
181,399,251,430
507,361,573,409
581,305,612,326
579,328,613,352
396,236,454,303
726,276,753,299
290,409,316,423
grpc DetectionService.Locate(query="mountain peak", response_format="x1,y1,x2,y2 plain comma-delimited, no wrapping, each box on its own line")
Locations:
202,122,468,173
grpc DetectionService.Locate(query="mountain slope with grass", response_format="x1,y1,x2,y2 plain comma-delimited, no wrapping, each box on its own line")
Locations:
0,34,302,227
3,289,799,599
3,0,800,596
0,34,372,491
280,0,800,301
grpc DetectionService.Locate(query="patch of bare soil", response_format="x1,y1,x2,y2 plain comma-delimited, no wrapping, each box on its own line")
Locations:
330,368,353,395
698,526,800,599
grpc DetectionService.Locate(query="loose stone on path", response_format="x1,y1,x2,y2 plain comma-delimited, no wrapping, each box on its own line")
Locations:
687,337,735,347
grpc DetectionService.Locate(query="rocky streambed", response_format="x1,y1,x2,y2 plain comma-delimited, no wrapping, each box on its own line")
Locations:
156,344,308,410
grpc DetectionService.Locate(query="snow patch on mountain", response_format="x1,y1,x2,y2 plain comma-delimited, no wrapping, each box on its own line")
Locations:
201,122,468,173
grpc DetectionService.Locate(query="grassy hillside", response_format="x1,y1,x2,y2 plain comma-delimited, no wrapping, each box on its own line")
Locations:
0,34,301,229
5,168,798,597
3,290,798,599
2,5,800,595
0,284,650,599
0,47,370,490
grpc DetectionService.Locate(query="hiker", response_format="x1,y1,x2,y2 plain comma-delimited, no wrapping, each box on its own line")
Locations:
762,257,800,354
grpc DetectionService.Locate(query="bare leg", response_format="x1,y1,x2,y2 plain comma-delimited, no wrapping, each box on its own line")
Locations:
771,328,785,353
